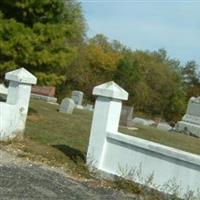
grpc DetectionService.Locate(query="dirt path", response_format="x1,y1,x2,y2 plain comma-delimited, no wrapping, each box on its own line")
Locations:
0,150,138,200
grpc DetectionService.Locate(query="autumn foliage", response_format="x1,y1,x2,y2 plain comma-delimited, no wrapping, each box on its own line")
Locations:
0,0,199,122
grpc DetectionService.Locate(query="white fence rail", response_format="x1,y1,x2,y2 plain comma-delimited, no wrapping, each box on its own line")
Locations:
87,81,200,199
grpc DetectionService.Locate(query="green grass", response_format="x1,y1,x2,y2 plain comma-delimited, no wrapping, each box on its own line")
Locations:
1,99,199,199
22,99,92,178
120,125,200,155
26,100,91,153
4,99,200,179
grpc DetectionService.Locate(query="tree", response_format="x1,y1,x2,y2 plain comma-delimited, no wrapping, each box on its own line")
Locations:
182,60,200,98
0,1,190,122
182,60,199,85
114,49,186,121
114,51,140,106
0,0,85,91
64,35,124,101
0,0,85,29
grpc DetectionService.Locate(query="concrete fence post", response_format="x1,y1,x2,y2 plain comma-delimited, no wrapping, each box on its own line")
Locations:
87,81,128,169
0,68,37,140
86,82,200,199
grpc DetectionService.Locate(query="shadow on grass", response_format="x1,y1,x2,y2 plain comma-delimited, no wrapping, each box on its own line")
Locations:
28,107,38,115
52,144,86,164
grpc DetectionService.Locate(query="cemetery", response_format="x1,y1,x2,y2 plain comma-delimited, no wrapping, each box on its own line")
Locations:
1,68,200,199
0,1,200,199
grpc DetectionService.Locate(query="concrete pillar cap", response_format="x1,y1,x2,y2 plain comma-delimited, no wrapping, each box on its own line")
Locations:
5,68,37,85
93,81,128,100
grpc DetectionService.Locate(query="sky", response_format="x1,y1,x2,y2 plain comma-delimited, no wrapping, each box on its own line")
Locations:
80,0,200,65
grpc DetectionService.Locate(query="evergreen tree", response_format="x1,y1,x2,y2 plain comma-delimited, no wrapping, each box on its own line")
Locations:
0,0,85,88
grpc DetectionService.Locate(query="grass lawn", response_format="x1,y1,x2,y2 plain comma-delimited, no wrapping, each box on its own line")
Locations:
23,99,92,178
2,99,200,179
120,126,200,155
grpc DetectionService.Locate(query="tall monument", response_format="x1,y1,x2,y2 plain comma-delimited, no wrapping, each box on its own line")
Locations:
176,97,200,137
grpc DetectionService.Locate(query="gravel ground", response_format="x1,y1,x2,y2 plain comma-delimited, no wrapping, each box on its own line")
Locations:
0,149,138,200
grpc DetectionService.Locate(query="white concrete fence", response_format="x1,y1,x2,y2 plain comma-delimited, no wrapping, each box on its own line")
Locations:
87,81,200,199
0,68,37,141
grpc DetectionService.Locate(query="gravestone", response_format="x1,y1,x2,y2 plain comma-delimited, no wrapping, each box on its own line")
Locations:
71,91,84,105
119,106,134,127
32,86,56,97
31,93,57,103
132,117,149,126
85,104,94,112
76,105,84,110
157,122,172,132
175,97,200,137
146,119,156,126
132,117,156,126
59,98,75,114
31,86,57,103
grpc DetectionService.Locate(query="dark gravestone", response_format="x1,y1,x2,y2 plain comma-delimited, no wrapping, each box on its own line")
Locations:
119,106,134,127
32,86,56,97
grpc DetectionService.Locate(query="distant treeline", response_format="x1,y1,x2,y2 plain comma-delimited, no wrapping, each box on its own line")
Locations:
0,0,199,122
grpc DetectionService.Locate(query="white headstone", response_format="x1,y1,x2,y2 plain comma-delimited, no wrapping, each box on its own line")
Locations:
59,98,75,114
157,122,172,132
176,97,200,137
76,105,84,110
132,117,152,126
85,104,94,111
146,119,156,126
71,91,84,105
132,117,156,126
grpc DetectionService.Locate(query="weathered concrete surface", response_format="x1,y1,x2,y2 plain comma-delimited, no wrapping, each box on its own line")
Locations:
0,150,137,200
87,81,200,199
0,68,37,141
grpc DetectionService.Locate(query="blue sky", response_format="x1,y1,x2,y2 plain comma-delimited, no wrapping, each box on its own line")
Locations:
80,1,200,65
